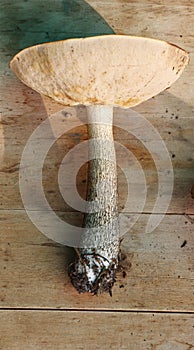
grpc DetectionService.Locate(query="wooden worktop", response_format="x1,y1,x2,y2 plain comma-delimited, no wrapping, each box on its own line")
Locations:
0,0,193,349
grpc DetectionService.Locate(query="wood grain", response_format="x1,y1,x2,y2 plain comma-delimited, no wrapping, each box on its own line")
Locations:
0,97,193,214
0,0,194,348
0,210,193,311
0,310,193,350
89,0,194,6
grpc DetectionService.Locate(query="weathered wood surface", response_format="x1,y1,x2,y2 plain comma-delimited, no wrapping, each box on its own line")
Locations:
0,211,193,311
1,0,194,216
0,86,194,214
0,103,193,214
0,311,193,350
0,0,194,348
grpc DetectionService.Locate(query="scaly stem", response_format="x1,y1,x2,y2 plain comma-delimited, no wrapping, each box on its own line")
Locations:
69,105,120,294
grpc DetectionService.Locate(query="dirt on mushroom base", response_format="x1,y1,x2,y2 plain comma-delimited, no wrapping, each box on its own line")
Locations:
68,245,129,296
68,254,117,296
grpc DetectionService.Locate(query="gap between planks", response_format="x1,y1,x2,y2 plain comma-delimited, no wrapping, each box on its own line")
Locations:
0,308,194,315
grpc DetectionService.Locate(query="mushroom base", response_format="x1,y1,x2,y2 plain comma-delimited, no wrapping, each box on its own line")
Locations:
68,251,118,295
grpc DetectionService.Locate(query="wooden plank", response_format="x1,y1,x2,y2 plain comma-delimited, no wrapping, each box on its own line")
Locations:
1,1,194,107
0,210,193,311
0,139,193,214
0,0,114,36
1,2,194,56
1,0,194,37
0,97,193,214
0,2,193,348
1,1,194,46
0,310,193,350
0,78,194,217
87,1,194,40
89,0,194,6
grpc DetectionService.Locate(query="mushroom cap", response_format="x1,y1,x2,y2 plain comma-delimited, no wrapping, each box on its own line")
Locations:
10,35,189,108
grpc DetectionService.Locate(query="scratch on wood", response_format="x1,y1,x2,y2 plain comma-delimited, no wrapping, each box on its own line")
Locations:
0,163,19,174
184,214,194,224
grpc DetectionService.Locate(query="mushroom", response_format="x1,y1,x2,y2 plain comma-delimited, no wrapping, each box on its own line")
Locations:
10,35,189,295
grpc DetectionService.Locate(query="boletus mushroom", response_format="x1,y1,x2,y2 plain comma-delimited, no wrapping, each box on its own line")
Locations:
10,35,189,295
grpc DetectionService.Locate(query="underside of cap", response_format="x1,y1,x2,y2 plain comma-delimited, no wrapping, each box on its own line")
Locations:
10,35,189,108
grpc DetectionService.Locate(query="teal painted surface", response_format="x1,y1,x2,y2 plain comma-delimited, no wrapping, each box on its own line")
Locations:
0,0,114,56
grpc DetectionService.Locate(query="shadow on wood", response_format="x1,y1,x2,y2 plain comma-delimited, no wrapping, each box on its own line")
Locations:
0,0,114,55
0,0,114,279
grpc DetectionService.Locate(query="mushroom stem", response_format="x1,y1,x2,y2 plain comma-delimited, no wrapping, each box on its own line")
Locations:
69,105,120,294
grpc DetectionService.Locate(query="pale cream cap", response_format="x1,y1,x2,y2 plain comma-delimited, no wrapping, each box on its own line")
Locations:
10,35,189,108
